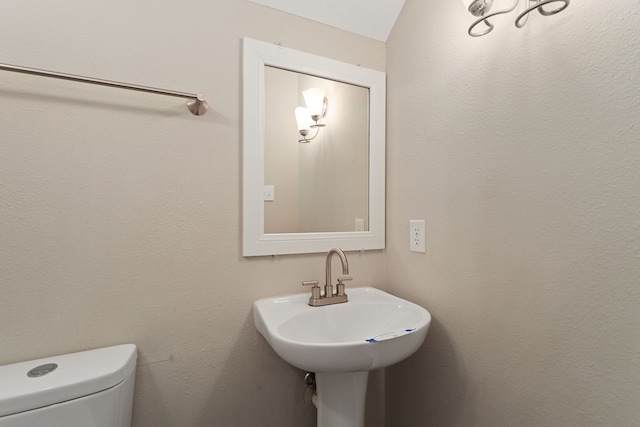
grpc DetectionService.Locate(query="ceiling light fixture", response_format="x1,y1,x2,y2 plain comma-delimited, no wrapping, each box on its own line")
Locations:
461,0,570,37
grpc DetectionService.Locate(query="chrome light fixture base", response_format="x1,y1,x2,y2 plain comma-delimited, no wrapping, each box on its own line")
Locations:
464,0,570,37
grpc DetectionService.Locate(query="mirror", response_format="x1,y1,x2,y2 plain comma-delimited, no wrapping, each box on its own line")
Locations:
264,66,370,234
243,38,385,256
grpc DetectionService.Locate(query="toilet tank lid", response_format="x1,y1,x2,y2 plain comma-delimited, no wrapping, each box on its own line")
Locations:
0,344,137,418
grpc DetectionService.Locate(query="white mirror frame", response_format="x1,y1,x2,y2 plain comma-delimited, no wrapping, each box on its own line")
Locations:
242,37,386,257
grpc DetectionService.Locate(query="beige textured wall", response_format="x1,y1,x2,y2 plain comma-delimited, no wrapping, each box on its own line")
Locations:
0,1,386,426
385,1,640,426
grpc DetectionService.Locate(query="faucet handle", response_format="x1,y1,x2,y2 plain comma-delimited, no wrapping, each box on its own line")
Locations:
336,276,352,297
302,280,322,301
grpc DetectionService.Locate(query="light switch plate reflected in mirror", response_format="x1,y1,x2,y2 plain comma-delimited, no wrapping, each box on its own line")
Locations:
264,185,275,202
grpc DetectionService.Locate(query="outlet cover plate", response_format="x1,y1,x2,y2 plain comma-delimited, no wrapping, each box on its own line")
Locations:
410,220,426,253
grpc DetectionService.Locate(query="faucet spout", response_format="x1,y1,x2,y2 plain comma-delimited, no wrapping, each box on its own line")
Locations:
303,248,351,306
325,247,349,289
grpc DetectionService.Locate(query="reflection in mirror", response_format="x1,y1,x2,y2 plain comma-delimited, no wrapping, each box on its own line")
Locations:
243,37,385,256
264,66,370,234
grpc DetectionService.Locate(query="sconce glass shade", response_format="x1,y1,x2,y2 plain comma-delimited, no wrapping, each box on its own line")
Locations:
295,106,313,132
302,88,326,118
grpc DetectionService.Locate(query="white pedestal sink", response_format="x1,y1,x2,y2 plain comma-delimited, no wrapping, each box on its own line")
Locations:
253,287,431,427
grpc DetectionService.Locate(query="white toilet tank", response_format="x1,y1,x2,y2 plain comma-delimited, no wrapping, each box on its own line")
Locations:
0,344,137,427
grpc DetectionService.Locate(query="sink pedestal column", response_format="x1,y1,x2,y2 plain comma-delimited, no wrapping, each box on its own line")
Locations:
315,371,369,427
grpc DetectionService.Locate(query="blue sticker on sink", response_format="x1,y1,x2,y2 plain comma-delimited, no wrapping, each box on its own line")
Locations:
365,328,416,343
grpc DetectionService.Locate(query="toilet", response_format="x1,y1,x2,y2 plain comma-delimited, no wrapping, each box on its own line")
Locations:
0,344,137,427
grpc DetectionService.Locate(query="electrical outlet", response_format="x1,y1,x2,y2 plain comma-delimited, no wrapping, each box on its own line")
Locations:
409,220,426,253
355,218,365,231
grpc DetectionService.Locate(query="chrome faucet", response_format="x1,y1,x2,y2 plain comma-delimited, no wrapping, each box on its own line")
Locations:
303,248,352,307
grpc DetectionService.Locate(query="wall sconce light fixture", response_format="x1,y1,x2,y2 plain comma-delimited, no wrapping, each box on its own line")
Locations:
461,0,570,37
295,88,328,143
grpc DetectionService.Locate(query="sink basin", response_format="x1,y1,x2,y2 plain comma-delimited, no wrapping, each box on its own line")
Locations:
254,286,431,427
253,287,431,373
